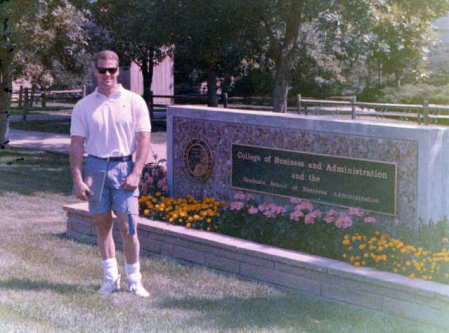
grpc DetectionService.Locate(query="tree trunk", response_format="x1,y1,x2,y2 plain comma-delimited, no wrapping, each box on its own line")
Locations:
207,68,218,107
0,71,12,148
272,66,290,113
141,49,155,106
140,49,155,124
271,1,303,113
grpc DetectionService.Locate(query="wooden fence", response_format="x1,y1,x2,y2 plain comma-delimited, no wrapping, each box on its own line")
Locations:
11,86,449,126
147,92,449,125
297,95,449,125
12,86,86,109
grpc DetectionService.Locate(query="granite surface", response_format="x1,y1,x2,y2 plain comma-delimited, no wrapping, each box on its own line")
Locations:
172,116,417,225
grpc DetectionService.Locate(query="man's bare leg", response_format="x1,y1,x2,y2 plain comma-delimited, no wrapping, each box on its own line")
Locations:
115,211,149,297
95,211,120,294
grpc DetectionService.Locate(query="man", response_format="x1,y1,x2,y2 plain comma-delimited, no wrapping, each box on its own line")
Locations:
70,50,151,297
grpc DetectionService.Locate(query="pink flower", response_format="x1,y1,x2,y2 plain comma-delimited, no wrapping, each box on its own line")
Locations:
323,216,335,224
364,216,376,224
310,210,322,218
289,197,302,204
233,192,255,201
304,210,321,224
347,207,366,217
326,209,338,217
233,192,247,200
335,213,353,229
248,206,258,215
304,212,317,224
258,203,285,218
324,209,338,223
289,210,304,221
296,200,314,212
229,201,245,211
245,193,255,200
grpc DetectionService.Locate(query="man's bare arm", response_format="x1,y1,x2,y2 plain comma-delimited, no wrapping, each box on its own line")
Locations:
69,135,90,200
122,131,151,190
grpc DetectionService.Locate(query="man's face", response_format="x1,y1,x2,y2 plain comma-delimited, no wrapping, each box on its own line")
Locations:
95,58,119,91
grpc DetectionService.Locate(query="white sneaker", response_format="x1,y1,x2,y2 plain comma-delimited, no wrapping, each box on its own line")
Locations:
128,281,150,297
98,275,121,294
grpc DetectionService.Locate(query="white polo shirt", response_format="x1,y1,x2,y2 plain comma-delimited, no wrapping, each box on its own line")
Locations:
70,85,151,157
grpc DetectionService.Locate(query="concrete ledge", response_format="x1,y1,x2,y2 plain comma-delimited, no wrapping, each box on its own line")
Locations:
64,202,449,328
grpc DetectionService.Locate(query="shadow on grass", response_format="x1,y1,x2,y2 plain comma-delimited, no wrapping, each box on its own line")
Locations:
10,119,71,135
0,148,72,196
155,294,355,331
10,118,166,134
55,232,97,247
0,278,94,295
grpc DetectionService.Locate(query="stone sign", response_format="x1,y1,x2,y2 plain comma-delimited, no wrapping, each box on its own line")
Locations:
168,105,449,225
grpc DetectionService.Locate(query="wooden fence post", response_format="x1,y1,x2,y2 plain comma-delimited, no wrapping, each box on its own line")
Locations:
222,92,228,108
18,86,23,108
30,85,35,108
41,89,47,108
423,99,429,125
351,96,357,120
297,94,302,113
82,84,87,97
22,88,30,121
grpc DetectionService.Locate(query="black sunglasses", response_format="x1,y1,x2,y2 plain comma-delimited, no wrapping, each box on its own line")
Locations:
96,67,118,74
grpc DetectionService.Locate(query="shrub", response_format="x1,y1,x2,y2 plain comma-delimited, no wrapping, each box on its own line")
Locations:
139,155,168,197
139,193,224,232
340,232,449,283
218,193,378,259
379,83,449,105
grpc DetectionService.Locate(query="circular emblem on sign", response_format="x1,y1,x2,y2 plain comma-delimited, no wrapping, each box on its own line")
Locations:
183,139,214,183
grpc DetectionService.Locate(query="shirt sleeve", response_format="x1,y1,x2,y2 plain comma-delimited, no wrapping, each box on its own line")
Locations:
134,95,152,133
70,101,87,138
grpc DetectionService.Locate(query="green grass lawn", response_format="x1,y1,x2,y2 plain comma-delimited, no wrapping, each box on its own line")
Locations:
0,148,445,333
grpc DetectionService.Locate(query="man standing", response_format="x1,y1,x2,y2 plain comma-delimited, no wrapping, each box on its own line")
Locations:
70,50,151,297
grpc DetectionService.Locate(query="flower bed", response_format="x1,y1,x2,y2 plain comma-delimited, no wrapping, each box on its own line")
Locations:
64,202,449,329
139,162,449,285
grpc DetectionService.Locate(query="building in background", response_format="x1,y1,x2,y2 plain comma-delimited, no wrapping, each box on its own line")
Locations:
120,56,174,106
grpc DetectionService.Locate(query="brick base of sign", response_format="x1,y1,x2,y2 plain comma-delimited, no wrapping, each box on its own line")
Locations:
64,202,449,329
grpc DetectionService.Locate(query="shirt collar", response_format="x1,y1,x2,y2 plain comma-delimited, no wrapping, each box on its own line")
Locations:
95,84,123,99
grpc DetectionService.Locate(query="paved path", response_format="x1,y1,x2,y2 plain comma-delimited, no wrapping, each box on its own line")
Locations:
8,114,167,161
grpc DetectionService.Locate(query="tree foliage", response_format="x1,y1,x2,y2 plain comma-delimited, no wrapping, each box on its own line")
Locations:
0,0,87,146
78,0,176,105
74,0,449,112
173,0,261,106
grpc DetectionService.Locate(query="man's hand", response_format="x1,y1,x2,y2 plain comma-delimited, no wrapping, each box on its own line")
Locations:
74,181,91,201
121,172,140,191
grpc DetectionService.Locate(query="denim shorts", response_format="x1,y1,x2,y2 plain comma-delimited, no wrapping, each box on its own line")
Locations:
83,156,139,215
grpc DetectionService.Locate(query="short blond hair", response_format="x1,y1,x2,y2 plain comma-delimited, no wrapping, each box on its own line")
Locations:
93,50,119,67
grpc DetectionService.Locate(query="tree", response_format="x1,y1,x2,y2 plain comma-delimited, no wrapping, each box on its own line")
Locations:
0,0,87,147
245,0,449,112
79,0,175,106
367,0,449,88
174,0,261,106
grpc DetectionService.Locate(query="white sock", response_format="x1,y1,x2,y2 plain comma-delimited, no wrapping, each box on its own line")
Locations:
125,262,142,284
102,257,119,281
